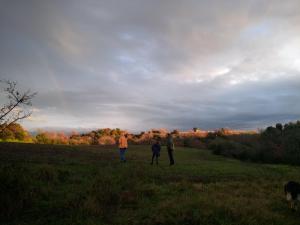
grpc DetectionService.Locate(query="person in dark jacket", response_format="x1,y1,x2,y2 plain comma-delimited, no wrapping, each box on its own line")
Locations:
166,133,175,165
151,139,161,165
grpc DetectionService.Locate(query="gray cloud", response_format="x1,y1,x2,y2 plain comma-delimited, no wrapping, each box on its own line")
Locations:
1,0,300,131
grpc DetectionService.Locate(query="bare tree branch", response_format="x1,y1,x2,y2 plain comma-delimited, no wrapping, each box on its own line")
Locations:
0,80,37,133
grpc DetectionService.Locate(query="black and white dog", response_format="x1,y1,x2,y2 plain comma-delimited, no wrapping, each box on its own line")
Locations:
284,181,300,210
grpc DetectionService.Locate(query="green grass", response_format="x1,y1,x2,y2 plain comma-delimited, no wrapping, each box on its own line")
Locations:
1,142,300,225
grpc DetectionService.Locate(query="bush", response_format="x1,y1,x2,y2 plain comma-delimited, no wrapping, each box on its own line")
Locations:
208,138,235,156
282,122,300,164
208,138,254,160
183,138,193,147
208,121,300,165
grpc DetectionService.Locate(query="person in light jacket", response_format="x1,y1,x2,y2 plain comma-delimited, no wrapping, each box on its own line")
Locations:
118,133,128,162
166,133,175,165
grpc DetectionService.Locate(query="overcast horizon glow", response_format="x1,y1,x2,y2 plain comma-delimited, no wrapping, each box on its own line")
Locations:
1,0,300,132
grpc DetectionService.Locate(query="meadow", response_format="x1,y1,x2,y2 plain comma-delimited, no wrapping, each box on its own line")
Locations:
1,142,300,225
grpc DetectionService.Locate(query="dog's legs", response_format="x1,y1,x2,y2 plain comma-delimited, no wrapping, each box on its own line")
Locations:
290,201,294,209
291,201,298,211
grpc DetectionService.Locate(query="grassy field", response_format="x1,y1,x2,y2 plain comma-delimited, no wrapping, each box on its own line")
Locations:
1,143,300,225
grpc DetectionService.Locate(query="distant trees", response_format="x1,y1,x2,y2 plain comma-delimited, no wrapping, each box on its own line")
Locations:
193,127,200,132
35,132,69,145
69,133,92,145
172,129,179,135
35,132,51,144
98,136,116,145
216,128,231,137
0,123,31,141
2,116,300,166
207,121,300,165
0,80,37,133
275,123,283,131
258,122,300,163
33,128,124,145
279,121,300,164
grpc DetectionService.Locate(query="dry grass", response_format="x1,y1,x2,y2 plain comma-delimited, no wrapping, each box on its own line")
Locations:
1,142,300,225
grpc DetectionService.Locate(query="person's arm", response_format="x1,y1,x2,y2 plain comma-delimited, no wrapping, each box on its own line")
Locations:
118,137,121,147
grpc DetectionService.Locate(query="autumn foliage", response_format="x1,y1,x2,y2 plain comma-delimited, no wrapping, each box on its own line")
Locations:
0,123,32,142
2,121,300,165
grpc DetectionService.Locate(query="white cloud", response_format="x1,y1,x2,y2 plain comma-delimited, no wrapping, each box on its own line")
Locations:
2,0,300,131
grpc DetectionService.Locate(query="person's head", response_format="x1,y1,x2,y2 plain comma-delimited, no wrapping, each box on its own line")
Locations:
152,138,160,144
124,134,128,138
120,132,125,138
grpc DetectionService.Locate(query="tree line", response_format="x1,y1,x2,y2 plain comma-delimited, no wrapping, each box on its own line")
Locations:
1,80,300,165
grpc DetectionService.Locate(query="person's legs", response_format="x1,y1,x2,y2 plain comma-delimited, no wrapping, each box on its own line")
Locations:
119,148,124,161
122,148,127,162
151,153,155,165
119,148,126,162
167,149,171,164
170,150,174,165
155,154,159,165
168,149,175,165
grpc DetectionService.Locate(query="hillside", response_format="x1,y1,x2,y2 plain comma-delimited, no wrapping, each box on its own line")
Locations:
1,143,300,225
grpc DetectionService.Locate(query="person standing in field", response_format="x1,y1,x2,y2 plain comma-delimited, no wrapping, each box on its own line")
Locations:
118,133,128,162
166,133,175,165
151,139,161,165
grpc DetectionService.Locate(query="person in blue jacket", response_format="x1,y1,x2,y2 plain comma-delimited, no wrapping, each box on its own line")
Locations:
151,139,161,165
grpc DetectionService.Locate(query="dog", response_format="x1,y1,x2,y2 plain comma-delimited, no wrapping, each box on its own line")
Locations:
284,181,300,210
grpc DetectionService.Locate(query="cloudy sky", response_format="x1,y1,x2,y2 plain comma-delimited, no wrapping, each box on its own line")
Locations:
1,0,300,132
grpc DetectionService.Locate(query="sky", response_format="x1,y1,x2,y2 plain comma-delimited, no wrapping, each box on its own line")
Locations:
1,0,300,132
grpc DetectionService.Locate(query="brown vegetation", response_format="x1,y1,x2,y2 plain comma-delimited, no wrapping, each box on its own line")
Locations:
3,121,300,165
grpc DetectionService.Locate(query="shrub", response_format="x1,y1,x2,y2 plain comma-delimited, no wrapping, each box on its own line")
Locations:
208,138,232,155
282,123,300,164
209,121,300,165
181,137,206,148
208,138,254,160
183,137,192,147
